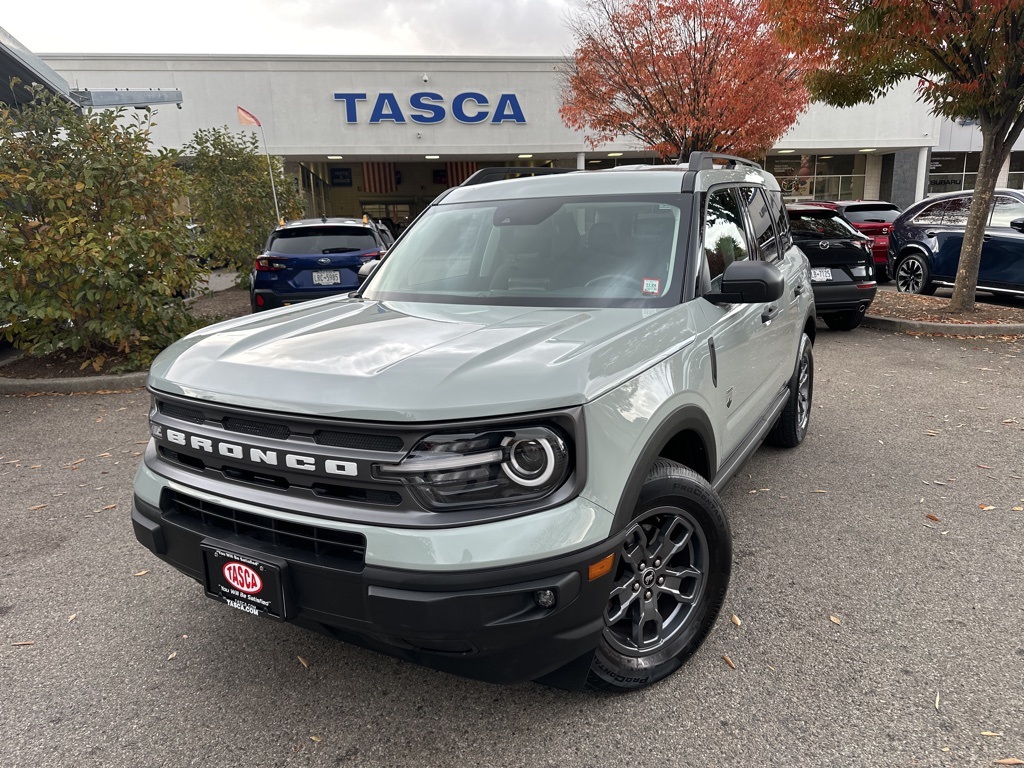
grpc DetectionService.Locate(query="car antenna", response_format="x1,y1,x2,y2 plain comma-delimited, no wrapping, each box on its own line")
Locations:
321,215,328,223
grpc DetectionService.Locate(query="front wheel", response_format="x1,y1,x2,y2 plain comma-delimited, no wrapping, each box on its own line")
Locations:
588,461,731,693
895,253,937,295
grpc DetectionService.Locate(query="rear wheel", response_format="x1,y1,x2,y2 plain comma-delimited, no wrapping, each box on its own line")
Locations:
895,253,937,295
766,333,813,448
875,263,892,283
588,461,731,693
823,310,864,331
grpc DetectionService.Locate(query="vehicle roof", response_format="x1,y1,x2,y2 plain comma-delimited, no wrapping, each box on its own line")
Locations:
440,164,781,204
907,188,1024,210
786,203,842,214
275,217,375,230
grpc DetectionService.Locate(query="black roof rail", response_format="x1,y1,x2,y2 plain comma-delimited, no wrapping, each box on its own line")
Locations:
686,152,762,171
460,166,577,187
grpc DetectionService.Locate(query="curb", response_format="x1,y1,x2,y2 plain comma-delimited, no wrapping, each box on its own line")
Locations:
0,369,148,395
862,314,1024,336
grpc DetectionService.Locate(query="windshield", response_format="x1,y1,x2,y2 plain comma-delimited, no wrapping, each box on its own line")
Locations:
788,210,860,238
267,226,378,255
841,204,901,224
362,196,685,307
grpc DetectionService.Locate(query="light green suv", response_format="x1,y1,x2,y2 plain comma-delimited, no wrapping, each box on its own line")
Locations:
132,153,815,692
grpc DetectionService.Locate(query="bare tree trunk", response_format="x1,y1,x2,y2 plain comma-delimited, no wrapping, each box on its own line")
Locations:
948,126,1005,313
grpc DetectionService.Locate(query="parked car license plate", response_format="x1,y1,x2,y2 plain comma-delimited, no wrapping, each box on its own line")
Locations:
312,270,341,286
202,543,290,620
811,268,833,282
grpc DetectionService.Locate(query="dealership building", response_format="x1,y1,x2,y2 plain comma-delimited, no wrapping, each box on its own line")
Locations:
10,46,1024,228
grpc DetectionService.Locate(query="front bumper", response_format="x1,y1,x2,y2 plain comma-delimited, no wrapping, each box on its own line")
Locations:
132,490,613,688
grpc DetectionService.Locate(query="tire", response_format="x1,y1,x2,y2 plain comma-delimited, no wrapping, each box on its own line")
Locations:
823,310,863,331
875,263,892,283
587,460,731,693
895,253,937,295
766,332,813,448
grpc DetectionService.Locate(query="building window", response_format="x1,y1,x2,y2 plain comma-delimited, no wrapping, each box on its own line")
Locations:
766,154,867,201
927,152,979,195
1009,152,1024,191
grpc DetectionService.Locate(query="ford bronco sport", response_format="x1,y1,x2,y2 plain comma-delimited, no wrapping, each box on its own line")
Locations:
133,153,816,692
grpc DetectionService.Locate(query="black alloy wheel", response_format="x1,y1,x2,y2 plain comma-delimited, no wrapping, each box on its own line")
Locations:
895,253,937,295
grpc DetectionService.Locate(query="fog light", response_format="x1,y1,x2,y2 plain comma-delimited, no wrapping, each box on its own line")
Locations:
534,589,556,609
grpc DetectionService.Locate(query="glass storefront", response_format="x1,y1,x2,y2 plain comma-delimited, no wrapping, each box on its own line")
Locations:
765,154,867,201
1009,153,1024,190
927,152,980,194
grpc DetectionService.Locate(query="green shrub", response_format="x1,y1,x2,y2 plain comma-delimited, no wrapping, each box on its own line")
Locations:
0,84,205,370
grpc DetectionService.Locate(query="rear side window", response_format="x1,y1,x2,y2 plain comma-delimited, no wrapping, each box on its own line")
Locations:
909,198,970,226
841,204,901,224
268,226,379,255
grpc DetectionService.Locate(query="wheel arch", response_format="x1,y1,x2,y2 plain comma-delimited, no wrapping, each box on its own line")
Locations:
611,406,717,532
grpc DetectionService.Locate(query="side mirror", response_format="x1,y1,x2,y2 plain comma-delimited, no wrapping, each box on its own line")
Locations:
358,259,380,285
705,260,785,304
1009,217,1024,234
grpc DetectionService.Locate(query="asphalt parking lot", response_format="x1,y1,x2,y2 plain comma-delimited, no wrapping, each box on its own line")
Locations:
1,326,1022,768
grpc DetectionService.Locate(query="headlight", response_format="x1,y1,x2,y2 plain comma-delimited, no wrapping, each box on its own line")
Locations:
375,426,571,510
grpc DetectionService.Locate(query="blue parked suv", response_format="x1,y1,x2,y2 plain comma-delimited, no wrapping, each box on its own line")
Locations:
251,217,387,311
888,189,1024,297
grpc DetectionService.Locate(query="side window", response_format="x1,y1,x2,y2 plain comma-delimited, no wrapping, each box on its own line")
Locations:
704,189,749,288
740,187,779,261
910,200,951,226
941,196,971,226
990,196,1024,227
765,188,792,253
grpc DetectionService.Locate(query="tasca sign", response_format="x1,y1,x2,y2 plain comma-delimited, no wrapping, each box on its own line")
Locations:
333,92,526,124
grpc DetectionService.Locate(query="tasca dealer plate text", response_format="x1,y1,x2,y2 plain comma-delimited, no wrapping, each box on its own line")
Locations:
201,543,291,620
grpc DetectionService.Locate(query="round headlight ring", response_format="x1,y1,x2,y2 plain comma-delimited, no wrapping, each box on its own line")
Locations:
501,436,556,488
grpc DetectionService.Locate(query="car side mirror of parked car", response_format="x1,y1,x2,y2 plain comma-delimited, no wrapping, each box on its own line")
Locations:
704,260,785,305
358,258,380,285
1010,218,1024,234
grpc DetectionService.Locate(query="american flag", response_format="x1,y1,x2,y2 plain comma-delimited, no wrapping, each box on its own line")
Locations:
363,162,397,194
446,161,478,187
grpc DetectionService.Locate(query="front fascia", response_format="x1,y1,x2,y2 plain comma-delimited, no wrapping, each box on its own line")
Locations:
134,461,613,572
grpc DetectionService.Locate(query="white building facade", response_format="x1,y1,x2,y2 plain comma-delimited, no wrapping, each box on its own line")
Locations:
42,54,1024,226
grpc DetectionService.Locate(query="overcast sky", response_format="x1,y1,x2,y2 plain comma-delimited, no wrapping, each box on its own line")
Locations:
5,0,579,57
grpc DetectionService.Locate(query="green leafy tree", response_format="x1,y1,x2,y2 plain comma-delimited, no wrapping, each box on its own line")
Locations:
764,0,1024,313
0,83,203,370
185,127,304,276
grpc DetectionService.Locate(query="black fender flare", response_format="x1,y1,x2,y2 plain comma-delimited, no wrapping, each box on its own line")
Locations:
610,405,717,533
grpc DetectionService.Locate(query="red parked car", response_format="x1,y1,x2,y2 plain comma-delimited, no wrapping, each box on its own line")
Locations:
806,201,901,282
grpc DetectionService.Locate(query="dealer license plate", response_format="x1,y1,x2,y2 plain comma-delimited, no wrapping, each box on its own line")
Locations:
312,270,341,286
202,543,290,621
811,268,833,282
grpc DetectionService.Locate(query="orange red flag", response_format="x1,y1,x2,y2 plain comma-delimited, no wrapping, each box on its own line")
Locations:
237,106,261,127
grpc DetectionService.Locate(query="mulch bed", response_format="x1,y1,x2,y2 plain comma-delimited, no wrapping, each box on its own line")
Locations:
3,286,1023,380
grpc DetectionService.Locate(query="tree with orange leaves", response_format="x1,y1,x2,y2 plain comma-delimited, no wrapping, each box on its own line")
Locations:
559,0,808,160
764,0,1024,313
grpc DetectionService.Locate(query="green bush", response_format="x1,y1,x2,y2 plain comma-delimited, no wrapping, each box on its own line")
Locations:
0,84,205,370
185,127,304,277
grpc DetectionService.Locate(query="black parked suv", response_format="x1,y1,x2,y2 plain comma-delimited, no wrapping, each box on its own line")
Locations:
888,189,1024,296
787,204,876,330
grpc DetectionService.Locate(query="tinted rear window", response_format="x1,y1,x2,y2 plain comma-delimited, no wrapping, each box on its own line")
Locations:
267,226,378,255
841,204,901,224
788,210,859,237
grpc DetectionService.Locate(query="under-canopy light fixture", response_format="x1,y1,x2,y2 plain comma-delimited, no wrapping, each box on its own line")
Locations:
859,148,877,152
327,155,343,160
588,159,602,164
608,152,623,157
819,155,833,159
518,154,533,159
777,149,795,154
425,155,440,159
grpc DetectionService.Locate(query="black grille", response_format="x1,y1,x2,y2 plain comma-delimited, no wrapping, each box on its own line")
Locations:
164,490,365,566
223,417,291,440
314,430,403,452
159,402,206,424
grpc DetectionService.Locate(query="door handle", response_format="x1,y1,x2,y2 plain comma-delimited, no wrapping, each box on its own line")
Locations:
925,230,937,238
761,305,781,323
983,234,993,241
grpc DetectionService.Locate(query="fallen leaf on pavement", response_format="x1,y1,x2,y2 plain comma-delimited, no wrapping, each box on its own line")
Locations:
977,464,992,469
297,656,309,669
96,452,111,458
167,651,177,661
70,458,85,466
68,613,77,623
979,504,996,511
731,614,742,626
829,615,841,625
926,514,941,522
310,736,322,743
12,641,35,646
101,504,116,510
1013,507,1023,512
982,732,1003,737
993,759,1024,766
812,490,827,494
28,504,48,511
722,654,736,669
133,570,150,577
935,691,940,710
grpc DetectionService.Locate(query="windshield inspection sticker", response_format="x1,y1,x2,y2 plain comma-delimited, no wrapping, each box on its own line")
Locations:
642,278,661,295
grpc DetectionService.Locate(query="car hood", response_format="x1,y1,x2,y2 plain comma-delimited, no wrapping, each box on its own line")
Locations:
149,297,699,421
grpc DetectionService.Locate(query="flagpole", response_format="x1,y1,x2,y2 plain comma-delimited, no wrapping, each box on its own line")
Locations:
258,123,281,225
